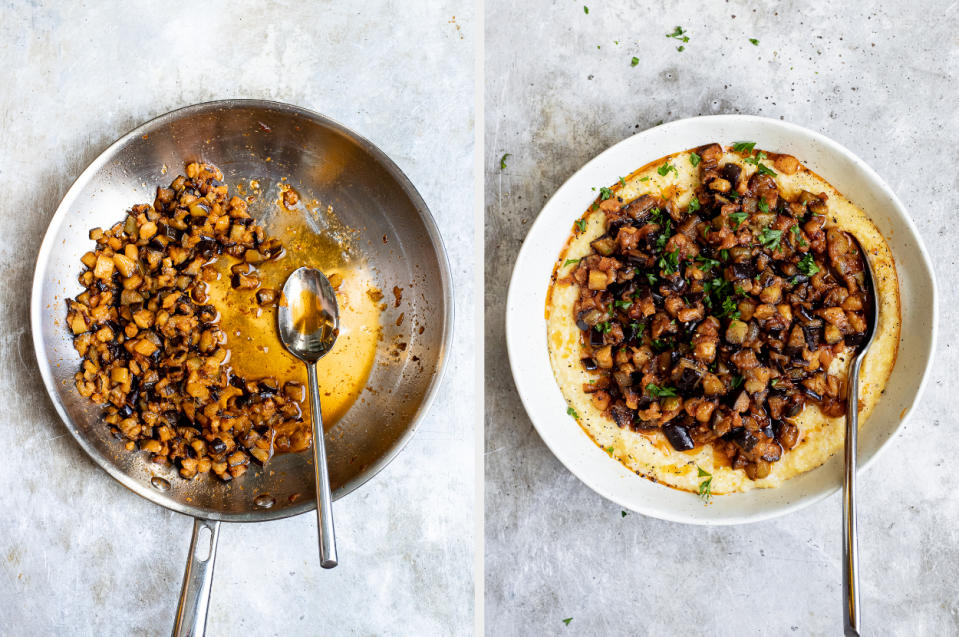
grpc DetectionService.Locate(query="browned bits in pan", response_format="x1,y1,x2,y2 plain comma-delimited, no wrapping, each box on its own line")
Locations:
571,144,872,479
66,162,307,481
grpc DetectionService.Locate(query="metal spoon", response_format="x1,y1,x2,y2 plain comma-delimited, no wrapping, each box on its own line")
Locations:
277,266,340,569
843,234,879,636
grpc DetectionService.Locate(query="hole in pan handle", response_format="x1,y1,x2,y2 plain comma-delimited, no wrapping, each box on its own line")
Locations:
172,518,221,637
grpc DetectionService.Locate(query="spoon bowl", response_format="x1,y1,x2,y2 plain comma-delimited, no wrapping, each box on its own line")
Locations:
277,267,341,362
278,266,342,569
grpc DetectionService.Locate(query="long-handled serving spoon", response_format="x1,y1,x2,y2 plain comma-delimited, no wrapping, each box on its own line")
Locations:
843,235,879,636
278,267,341,568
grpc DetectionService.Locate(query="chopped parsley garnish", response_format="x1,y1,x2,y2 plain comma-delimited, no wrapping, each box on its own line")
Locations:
613,299,633,309
729,211,749,229
583,5,588,13
732,141,757,153
759,227,783,250
621,510,627,517
731,375,744,389
594,321,611,334
646,273,658,285
757,199,770,212
687,196,700,213
651,337,675,352
744,151,766,167
666,26,689,42
567,406,578,418
599,186,613,200
563,258,581,267
697,466,713,503
791,225,808,247
649,207,663,223
719,296,740,319
655,219,672,251
749,38,759,45
689,152,701,167
563,617,574,626
658,248,680,274
605,446,614,456
702,277,727,308
657,162,678,177
696,255,719,272
499,153,511,170
797,253,820,276
638,176,649,182
646,383,677,398
618,176,626,186
719,248,730,261
631,56,639,67
575,219,587,232
757,162,778,177
630,322,645,338
770,378,779,388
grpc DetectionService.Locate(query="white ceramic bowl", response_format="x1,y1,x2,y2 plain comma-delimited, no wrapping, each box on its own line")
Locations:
506,114,937,525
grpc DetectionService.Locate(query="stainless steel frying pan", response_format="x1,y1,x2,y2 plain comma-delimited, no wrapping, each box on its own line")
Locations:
30,100,453,635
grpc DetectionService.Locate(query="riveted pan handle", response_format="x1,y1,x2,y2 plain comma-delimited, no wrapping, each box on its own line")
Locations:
172,518,221,637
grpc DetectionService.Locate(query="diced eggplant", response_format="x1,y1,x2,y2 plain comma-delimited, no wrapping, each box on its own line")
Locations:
662,423,695,451
610,404,635,429
613,371,634,389
729,261,756,280
590,236,616,256
589,328,605,348
721,163,742,186
587,269,609,291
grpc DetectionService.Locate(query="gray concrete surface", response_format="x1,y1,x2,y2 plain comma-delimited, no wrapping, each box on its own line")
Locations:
485,1,957,635
0,2,473,636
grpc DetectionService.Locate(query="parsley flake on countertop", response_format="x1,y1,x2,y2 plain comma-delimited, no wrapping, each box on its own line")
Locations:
631,56,639,66
666,26,689,42
499,153,510,170
749,38,759,45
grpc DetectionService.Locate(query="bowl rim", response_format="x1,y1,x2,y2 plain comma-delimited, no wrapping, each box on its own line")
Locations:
505,113,938,525
30,98,455,523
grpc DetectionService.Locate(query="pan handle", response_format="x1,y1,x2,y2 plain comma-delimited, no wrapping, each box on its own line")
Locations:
172,518,221,637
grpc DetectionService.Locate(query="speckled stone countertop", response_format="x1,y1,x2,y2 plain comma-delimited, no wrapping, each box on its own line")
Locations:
0,2,473,636
485,1,956,634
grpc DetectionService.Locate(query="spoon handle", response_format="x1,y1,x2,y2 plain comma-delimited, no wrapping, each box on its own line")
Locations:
307,361,338,568
843,358,862,636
